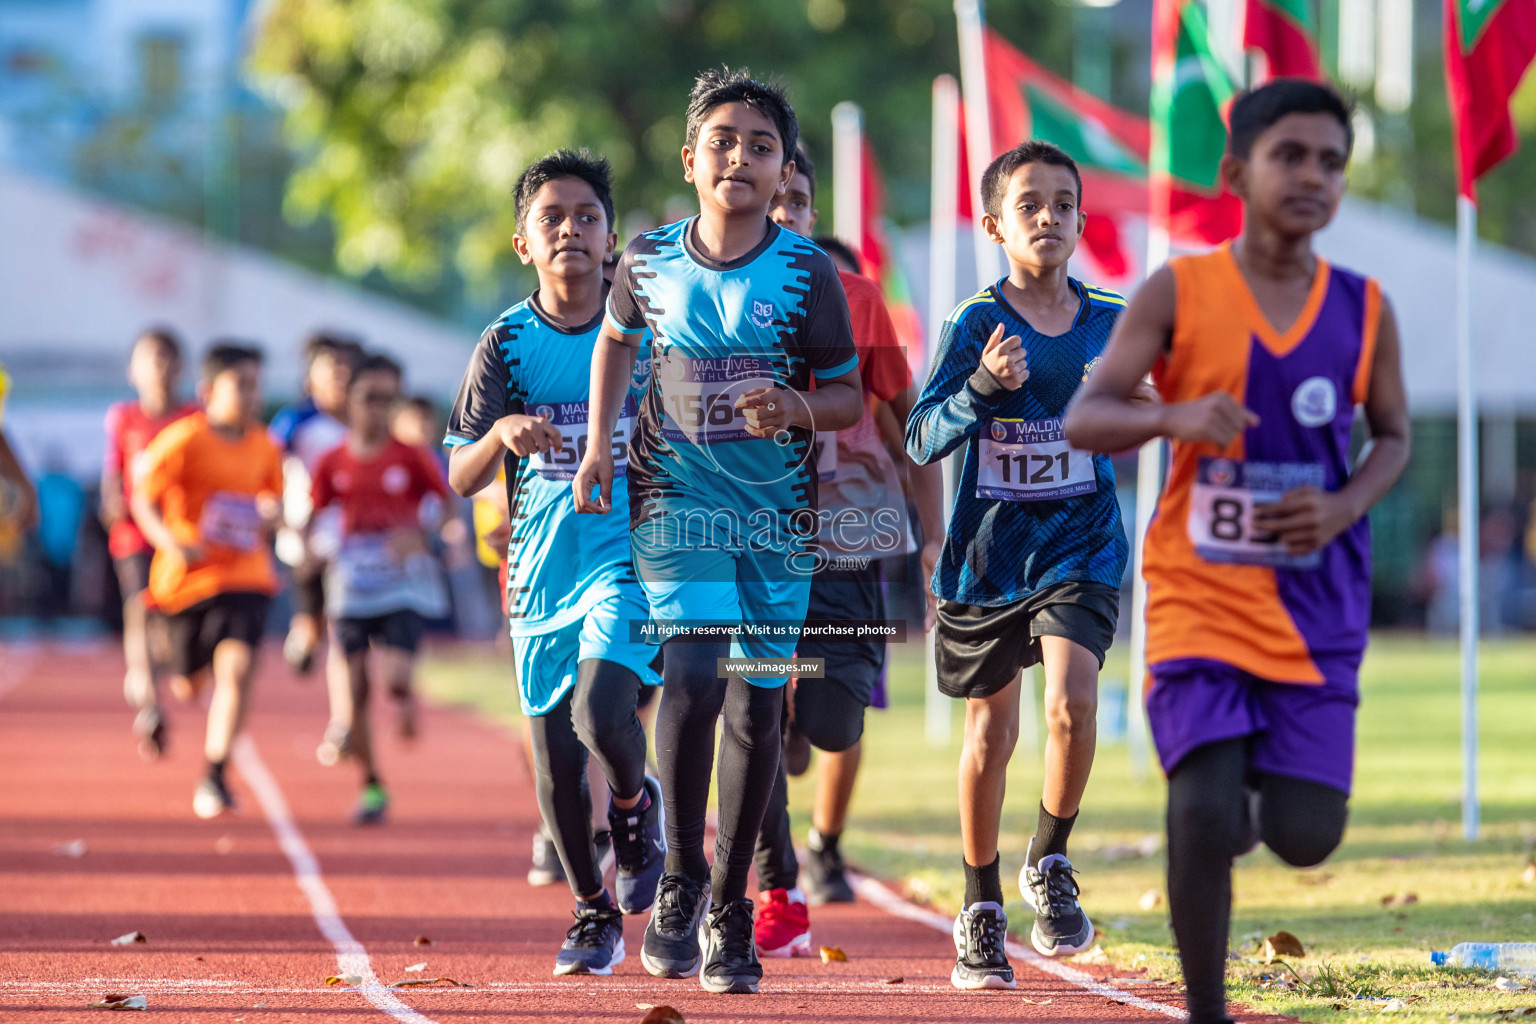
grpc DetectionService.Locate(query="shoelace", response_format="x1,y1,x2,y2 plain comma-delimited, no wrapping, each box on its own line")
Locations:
966,910,1008,966
1034,861,1082,920
655,876,703,935
711,902,757,963
565,908,619,948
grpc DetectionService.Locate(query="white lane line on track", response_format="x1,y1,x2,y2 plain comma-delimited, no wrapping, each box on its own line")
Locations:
233,735,438,1024
851,871,1189,1019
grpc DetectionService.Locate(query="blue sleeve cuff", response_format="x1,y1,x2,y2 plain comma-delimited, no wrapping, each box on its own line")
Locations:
605,311,646,337
814,354,860,381
442,432,474,449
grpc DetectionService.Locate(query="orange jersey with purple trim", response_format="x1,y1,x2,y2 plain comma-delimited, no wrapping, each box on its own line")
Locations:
1144,245,1381,685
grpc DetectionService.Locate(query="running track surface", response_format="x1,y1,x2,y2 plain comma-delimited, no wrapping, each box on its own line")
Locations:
0,641,1295,1023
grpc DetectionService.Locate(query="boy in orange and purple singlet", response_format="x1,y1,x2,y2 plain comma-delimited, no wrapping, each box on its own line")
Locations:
1065,80,1410,1024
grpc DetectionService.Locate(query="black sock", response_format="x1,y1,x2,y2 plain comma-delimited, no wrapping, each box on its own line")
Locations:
578,889,617,914
614,787,650,817
808,828,839,855
364,773,380,787
1030,803,1078,867
962,855,1004,906
206,759,226,783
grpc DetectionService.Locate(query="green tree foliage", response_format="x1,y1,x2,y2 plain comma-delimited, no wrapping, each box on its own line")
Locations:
250,0,1073,290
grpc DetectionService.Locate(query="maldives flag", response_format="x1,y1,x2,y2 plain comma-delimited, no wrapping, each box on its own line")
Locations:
981,30,1148,279
1443,0,1536,199
1243,0,1323,80
1151,0,1244,244
855,139,927,375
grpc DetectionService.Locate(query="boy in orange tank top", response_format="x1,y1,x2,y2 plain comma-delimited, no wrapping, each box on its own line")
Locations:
1065,81,1410,1024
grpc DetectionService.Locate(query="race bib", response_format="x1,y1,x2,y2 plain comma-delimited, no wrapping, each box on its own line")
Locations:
656,355,778,445
526,395,636,480
1187,457,1326,569
976,419,1096,502
812,432,838,483
199,492,262,552
337,535,407,592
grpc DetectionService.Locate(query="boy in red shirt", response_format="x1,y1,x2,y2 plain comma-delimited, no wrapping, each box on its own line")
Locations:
102,328,198,760
310,353,449,824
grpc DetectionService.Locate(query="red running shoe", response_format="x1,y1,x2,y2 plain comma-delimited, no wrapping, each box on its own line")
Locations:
755,888,812,958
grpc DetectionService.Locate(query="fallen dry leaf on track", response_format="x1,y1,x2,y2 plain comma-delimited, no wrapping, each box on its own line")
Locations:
325,974,363,987
413,935,433,946
881,976,904,984
1072,946,1110,965
1138,888,1162,911
1020,997,1053,1005
110,932,146,946
53,839,87,857
1262,931,1305,962
404,962,427,973
639,1006,685,1024
819,946,847,963
88,994,146,1011
389,977,469,988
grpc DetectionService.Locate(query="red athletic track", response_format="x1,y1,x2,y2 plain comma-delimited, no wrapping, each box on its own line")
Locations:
0,640,1293,1023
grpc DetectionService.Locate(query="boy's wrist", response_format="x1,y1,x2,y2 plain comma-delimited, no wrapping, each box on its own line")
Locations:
966,364,1008,402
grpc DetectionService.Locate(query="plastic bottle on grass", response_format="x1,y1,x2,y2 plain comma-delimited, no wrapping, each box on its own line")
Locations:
1431,943,1536,973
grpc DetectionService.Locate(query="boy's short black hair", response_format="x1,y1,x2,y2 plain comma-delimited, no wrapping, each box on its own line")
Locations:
348,352,403,391
981,140,1082,218
202,342,263,384
303,331,364,369
813,235,861,275
792,144,816,198
135,326,183,361
1228,78,1354,159
513,148,616,235
685,67,798,164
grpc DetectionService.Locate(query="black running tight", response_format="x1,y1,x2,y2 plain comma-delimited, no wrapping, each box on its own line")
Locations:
1166,738,1349,1024
526,658,648,900
655,638,784,904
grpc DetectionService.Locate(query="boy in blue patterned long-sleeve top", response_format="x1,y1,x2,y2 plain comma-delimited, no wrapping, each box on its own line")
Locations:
906,141,1152,990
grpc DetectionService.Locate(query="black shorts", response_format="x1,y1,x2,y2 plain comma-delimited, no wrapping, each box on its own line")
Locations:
936,581,1119,700
113,552,153,602
165,592,271,678
334,610,425,655
798,559,887,712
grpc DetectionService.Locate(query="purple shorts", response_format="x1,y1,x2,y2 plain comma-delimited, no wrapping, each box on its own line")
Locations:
1146,656,1361,795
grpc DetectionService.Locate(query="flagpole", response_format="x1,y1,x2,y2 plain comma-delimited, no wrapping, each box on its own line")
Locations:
1456,193,1480,841
1124,227,1167,782
925,75,961,748
954,0,1004,291
831,102,864,250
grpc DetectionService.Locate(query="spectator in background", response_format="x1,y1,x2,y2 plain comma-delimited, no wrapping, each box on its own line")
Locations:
0,363,39,551
102,328,199,759
35,453,85,619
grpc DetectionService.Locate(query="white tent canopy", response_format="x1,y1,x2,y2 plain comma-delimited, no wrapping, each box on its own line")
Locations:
0,172,475,478
899,196,1536,414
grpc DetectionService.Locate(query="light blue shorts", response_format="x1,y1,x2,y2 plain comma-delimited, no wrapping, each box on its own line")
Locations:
630,516,811,688
513,585,661,717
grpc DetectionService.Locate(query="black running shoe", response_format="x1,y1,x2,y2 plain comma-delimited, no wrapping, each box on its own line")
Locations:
610,775,666,915
527,823,565,887
802,833,855,905
1019,840,1094,956
700,898,762,994
641,873,710,978
553,905,626,976
950,901,1016,990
